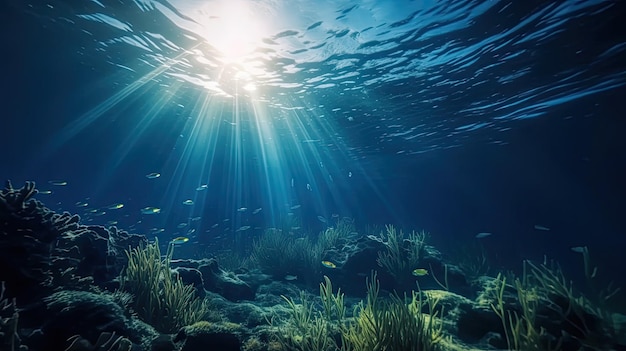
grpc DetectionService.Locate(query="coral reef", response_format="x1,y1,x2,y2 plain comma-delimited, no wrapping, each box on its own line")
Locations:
0,282,26,351
0,181,146,303
1,180,624,351
65,332,132,351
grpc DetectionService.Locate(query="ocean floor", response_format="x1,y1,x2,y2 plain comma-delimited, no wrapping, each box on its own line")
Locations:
1,181,625,351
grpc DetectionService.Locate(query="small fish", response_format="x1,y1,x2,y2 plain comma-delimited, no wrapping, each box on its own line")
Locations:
534,225,550,231
171,236,189,244
177,223,188,228
196,184,208,191
75,201,88,207
290,205,301,210
237,225,251,231
211,223,219,228
48,180,67,186
284,275,298,281
141,207,161,214
348,171,352,177
145,172,161,179
252,208,262,214
321,260,336,269
182,199,194,206
571,246,586,253
317,215,327,223
108,203,124,210
39,190,53,194
412,268,429,276
475,232,492,239
237,207,248,212
190,216,202,221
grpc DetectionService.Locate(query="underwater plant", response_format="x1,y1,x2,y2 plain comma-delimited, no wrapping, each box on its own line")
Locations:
453,242,491,283
489,251,624,350
251,228,322,279
270,272,444,351
341,272,443,351
250,220,356,285
376,225,427,284
119,240,207,333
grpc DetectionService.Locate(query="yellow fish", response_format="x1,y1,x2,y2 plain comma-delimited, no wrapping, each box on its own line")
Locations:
171,236,189,244
412,268,428,276
321,260,336,269
141,207,161,214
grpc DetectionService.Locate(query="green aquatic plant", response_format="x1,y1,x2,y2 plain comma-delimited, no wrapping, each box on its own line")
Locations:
525,256,622,349
251,228,323,282
342,272,443,351
429,263,450,291
376,225,427,284
271,272,444,351
454,242,491,282
269,276,349,351
119,240,207,333
490,273,562,351
319,217,356,250
250,220,355,286
490,253,623,350
272,291,336,351
319,276,346,325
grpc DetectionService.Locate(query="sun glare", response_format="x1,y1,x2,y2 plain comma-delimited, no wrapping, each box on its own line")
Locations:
201,1,267,64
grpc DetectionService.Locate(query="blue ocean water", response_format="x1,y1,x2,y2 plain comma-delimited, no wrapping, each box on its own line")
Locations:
3,1,625,257
2,0,626,341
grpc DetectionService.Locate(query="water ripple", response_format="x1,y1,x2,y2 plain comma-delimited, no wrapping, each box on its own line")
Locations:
15,0,626,155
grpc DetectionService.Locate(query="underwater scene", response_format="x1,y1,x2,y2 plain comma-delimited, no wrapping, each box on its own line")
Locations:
2,0,626,350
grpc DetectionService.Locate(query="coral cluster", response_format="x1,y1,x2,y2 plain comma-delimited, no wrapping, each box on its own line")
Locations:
1,180,625,351
0,181,146,302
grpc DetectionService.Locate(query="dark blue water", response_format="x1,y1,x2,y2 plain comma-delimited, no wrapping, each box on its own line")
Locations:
2,0,625,281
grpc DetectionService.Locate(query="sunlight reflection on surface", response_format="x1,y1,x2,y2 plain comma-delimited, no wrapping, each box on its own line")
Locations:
194,0,270,67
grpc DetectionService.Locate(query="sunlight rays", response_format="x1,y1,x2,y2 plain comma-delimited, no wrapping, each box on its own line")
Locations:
39,0,376,236
44,49,194,156
197,0,270,66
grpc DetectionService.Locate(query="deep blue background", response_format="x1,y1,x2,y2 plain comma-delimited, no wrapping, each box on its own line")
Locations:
1,1,625,289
